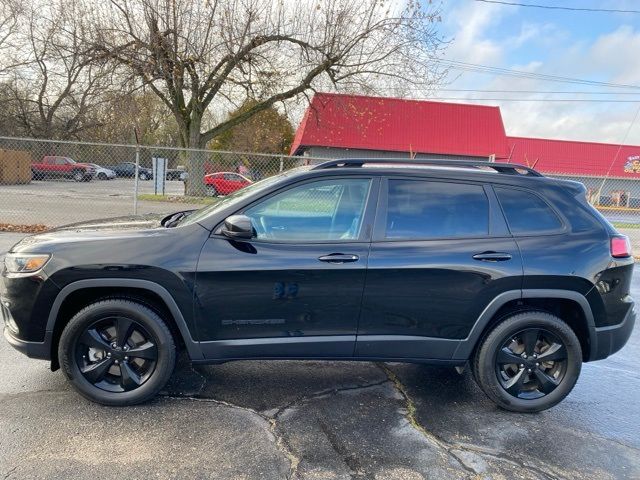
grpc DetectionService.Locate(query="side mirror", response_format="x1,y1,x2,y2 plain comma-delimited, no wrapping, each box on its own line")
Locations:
221,215,254,239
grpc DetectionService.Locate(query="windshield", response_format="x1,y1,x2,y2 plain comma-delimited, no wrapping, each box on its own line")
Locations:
179,166,312,227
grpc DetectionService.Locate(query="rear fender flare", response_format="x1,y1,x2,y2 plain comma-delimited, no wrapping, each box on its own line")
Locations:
452,289,596,360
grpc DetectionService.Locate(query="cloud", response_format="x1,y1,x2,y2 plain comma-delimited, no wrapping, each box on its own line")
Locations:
443,1,512,66
439,3,640,145
588,26,640,85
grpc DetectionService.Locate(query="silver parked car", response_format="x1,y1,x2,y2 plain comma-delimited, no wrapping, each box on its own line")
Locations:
89,164,117,180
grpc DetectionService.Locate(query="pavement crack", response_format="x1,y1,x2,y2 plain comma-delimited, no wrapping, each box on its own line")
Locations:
161,375,389,480
378,364,568,480
3,466,17,479
161,394,300,479
189,364,208,395
317,417,366,479
272,378,390,419
451,443,567,480
377,364,476,477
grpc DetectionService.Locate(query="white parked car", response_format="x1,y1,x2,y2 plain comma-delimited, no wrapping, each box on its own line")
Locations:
89,163,116,180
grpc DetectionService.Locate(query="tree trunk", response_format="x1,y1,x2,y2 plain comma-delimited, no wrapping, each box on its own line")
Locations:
184,115,207,197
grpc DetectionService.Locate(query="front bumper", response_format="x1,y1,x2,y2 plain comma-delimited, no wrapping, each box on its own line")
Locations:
1,298,51,360
591,304,636,361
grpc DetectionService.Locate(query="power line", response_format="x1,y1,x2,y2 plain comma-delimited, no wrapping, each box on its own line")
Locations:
436,89,640,95
473,0,640,14
435,58,640,89
417,97,640,103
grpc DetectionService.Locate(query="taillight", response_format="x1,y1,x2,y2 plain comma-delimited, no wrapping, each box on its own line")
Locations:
611,235,632,258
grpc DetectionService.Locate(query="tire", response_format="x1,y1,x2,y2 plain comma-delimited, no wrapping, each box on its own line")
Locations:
97,172,107,180
58,299,176,406
72,170,84,182
32,170,42,181
139,172,149,181
206,185,218,197
472,311,582,413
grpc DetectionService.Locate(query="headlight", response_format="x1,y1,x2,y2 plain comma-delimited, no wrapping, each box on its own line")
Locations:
4,253,51,275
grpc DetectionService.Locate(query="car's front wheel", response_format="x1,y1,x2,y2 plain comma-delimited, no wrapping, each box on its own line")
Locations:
473,311,582,412
58,299,176,406
139,172,149,181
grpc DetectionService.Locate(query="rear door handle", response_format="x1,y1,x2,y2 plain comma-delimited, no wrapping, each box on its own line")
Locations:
318,253,359,264
472,252,512,262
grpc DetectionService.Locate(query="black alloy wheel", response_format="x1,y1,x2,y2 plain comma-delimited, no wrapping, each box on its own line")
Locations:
59,299,176,406
473,311,582,412
495,328,567,399
75,316,158,393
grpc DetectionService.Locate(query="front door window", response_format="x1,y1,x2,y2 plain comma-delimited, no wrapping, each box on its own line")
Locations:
244,178,372,241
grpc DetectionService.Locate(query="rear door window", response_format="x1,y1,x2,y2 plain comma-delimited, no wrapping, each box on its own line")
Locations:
495,187,563,234
384,179,489,239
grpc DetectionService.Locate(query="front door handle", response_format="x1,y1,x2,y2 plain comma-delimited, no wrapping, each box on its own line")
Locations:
472,251,512,262
318,253,359,264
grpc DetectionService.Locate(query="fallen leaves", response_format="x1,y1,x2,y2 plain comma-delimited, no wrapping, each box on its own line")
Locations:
0,223,49,233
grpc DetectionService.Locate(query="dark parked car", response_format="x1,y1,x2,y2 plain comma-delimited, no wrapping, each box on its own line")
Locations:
166,168,185,181
2,159,635,411
105,162,153,180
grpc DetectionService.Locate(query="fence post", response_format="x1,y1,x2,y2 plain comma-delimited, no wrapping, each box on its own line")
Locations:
133,144,140,215
279,156,284,173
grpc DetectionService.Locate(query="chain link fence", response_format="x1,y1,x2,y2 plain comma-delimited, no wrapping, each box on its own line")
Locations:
1,136,640,230
0,136,316,228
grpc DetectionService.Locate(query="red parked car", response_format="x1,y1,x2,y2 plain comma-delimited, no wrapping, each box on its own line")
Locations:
204,172,252,196
31,156,95,182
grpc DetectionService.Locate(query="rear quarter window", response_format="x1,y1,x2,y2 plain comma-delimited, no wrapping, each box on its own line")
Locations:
495,186,563,234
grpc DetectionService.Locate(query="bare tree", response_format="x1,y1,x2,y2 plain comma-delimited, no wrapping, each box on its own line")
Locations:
2,0,113,139
0,0,24,76
88,0,446,194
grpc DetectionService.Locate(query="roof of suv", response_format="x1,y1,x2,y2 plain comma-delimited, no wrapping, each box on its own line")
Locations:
305,158,585,193
312,158,541,176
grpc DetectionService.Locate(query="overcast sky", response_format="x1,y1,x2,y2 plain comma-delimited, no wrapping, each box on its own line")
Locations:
431,0,640,145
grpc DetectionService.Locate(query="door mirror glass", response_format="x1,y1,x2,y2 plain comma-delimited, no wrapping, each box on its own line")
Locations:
221,215,254,239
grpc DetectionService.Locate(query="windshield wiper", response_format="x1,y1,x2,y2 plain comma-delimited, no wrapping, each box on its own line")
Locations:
163,211,191,228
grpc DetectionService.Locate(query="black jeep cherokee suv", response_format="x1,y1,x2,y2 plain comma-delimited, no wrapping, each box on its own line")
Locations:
1,159,635,412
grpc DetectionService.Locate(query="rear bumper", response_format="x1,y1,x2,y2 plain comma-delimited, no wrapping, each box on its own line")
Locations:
591,303,636,361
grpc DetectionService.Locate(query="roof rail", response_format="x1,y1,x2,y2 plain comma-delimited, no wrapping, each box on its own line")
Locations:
311,158,543,177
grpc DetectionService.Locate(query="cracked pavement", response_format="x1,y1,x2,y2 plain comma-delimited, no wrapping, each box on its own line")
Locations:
1,232,639,479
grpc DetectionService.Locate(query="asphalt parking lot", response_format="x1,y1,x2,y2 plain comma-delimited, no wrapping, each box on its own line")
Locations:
0,232,639,480
0,178,203,226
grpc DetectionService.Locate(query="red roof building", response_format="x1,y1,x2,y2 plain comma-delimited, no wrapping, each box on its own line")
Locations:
290,92,510,159
507,136,640,179
291,92,640,204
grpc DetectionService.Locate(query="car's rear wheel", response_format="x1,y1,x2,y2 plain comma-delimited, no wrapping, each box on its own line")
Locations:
58,299,176,406
206,185,218,197
473,311,581,412
139,172,149,181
